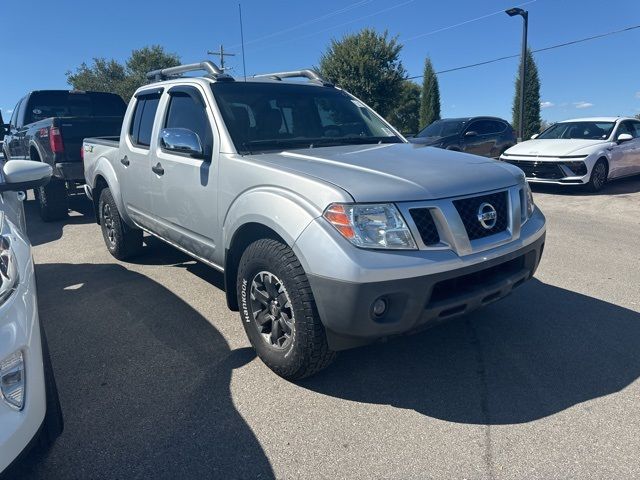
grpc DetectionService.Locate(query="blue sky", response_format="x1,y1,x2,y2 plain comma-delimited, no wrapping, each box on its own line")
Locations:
1,0,639,123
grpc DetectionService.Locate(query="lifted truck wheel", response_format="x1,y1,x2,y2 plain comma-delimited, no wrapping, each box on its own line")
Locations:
237,238,336,380
37,178,68,222
98,188,143,260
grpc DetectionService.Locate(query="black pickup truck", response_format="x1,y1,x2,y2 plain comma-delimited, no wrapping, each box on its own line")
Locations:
2,90,126,220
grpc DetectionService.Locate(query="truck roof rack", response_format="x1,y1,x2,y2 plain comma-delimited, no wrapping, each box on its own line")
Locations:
146,61,233,82
252,69,333,87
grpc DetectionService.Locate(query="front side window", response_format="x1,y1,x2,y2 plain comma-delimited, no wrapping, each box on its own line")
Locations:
617,121,639,139
164,90,212,155
212,82,401,154
129,94,160,148
537,121,615,140
9,99,21,127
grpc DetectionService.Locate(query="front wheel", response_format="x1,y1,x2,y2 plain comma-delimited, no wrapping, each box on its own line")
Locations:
237,238,336,380
586,159,608,192
98,188,143,260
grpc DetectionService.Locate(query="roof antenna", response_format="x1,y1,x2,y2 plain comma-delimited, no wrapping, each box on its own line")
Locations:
239,3,247,81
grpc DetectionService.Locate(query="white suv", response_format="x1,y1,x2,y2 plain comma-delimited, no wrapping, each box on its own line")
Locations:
500,117,640,191
0,160,63,475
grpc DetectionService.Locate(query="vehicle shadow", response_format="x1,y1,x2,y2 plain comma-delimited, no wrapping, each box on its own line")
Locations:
531,175,640,196
24,194,95,247
8,263,274,480
299,279,640,425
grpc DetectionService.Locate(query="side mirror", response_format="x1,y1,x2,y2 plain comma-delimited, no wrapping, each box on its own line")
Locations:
464,131,478,137
0,160,52,193
617,133,633,143
531,133,539,139
160,128,204,159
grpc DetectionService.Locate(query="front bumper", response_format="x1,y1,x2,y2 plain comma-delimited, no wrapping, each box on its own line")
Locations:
0,240,46,473
500,157,590,185
296,206,546,351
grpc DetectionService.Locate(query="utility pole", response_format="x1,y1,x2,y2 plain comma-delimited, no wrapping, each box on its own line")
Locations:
207,45,237,71
506,7,529,143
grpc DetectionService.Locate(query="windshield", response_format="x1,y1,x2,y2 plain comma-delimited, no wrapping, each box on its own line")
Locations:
537,121,615,140
416,119,467,138
211,82,402,153
26,91,127,123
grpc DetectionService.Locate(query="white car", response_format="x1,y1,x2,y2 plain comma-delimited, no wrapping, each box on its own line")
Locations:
0,160,63,475
500,117,640,191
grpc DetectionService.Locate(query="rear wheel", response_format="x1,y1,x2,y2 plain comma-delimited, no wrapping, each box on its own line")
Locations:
37,178,68,222
237,238,335,380
98,188,143,260
587,159,608,192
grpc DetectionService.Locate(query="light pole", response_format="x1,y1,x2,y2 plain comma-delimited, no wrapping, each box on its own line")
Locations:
506,7,528,142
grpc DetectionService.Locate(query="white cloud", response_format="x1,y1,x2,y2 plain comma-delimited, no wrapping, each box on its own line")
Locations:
540,101,554,108
574,101,594,109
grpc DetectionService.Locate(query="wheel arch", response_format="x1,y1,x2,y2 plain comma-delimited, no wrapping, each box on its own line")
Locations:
89,159,134,227
224,222,287,311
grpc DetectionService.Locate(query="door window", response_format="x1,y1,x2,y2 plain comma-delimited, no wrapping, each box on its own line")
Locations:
129,93,161,148
16,98,28,128
163,89,213,158
9,100,21,128
618,121,640,138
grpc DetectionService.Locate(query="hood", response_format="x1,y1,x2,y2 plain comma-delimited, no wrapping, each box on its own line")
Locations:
505,138,609,157
246,143,524,203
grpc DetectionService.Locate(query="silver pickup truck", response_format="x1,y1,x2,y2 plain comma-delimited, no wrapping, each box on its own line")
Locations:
83,61,546,380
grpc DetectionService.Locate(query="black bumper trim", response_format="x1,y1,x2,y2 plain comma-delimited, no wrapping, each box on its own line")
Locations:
308,232,545,351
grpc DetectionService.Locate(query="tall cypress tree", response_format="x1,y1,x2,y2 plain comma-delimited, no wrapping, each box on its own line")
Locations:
512,48,541,139
419,57,441,129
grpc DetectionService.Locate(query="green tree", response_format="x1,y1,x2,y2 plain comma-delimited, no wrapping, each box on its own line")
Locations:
319,29,406,118
419,57,440,129
67,45,180,101
388,81,420,134
512,48,541,139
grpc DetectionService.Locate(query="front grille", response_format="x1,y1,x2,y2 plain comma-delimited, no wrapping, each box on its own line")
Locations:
409,208,440,245
453,191,509,240
505,160,565,179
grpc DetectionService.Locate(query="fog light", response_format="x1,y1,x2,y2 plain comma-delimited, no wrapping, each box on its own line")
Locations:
1,351,25,410
372,298,388,317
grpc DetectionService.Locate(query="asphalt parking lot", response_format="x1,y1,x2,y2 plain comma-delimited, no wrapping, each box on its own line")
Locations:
6,177,640,479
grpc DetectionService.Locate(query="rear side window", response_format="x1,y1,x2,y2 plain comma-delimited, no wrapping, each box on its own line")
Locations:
164,89,213,156
129,94,161,148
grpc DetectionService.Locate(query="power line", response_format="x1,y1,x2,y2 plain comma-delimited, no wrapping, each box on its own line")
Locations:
408,24,640,79
229,0,373,49
403,0,537,43
247,0,417,53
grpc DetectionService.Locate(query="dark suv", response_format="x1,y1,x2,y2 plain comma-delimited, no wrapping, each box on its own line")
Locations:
409,116,516,159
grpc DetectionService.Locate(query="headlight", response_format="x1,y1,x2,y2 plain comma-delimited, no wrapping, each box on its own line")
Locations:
1,350,25,410
323,203,417,249
0,214,19,305
521,181,535,222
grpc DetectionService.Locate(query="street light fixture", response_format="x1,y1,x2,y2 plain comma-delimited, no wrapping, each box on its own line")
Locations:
506,7,529,142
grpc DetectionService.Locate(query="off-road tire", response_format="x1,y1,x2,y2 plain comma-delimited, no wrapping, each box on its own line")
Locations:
586,159,608,192
237,238,336,380
98,188,143,260
37,178,68,222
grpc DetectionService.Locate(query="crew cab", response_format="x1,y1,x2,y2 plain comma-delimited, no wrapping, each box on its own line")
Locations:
2,90,126,220
83,61,546,380
500,117,640,192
